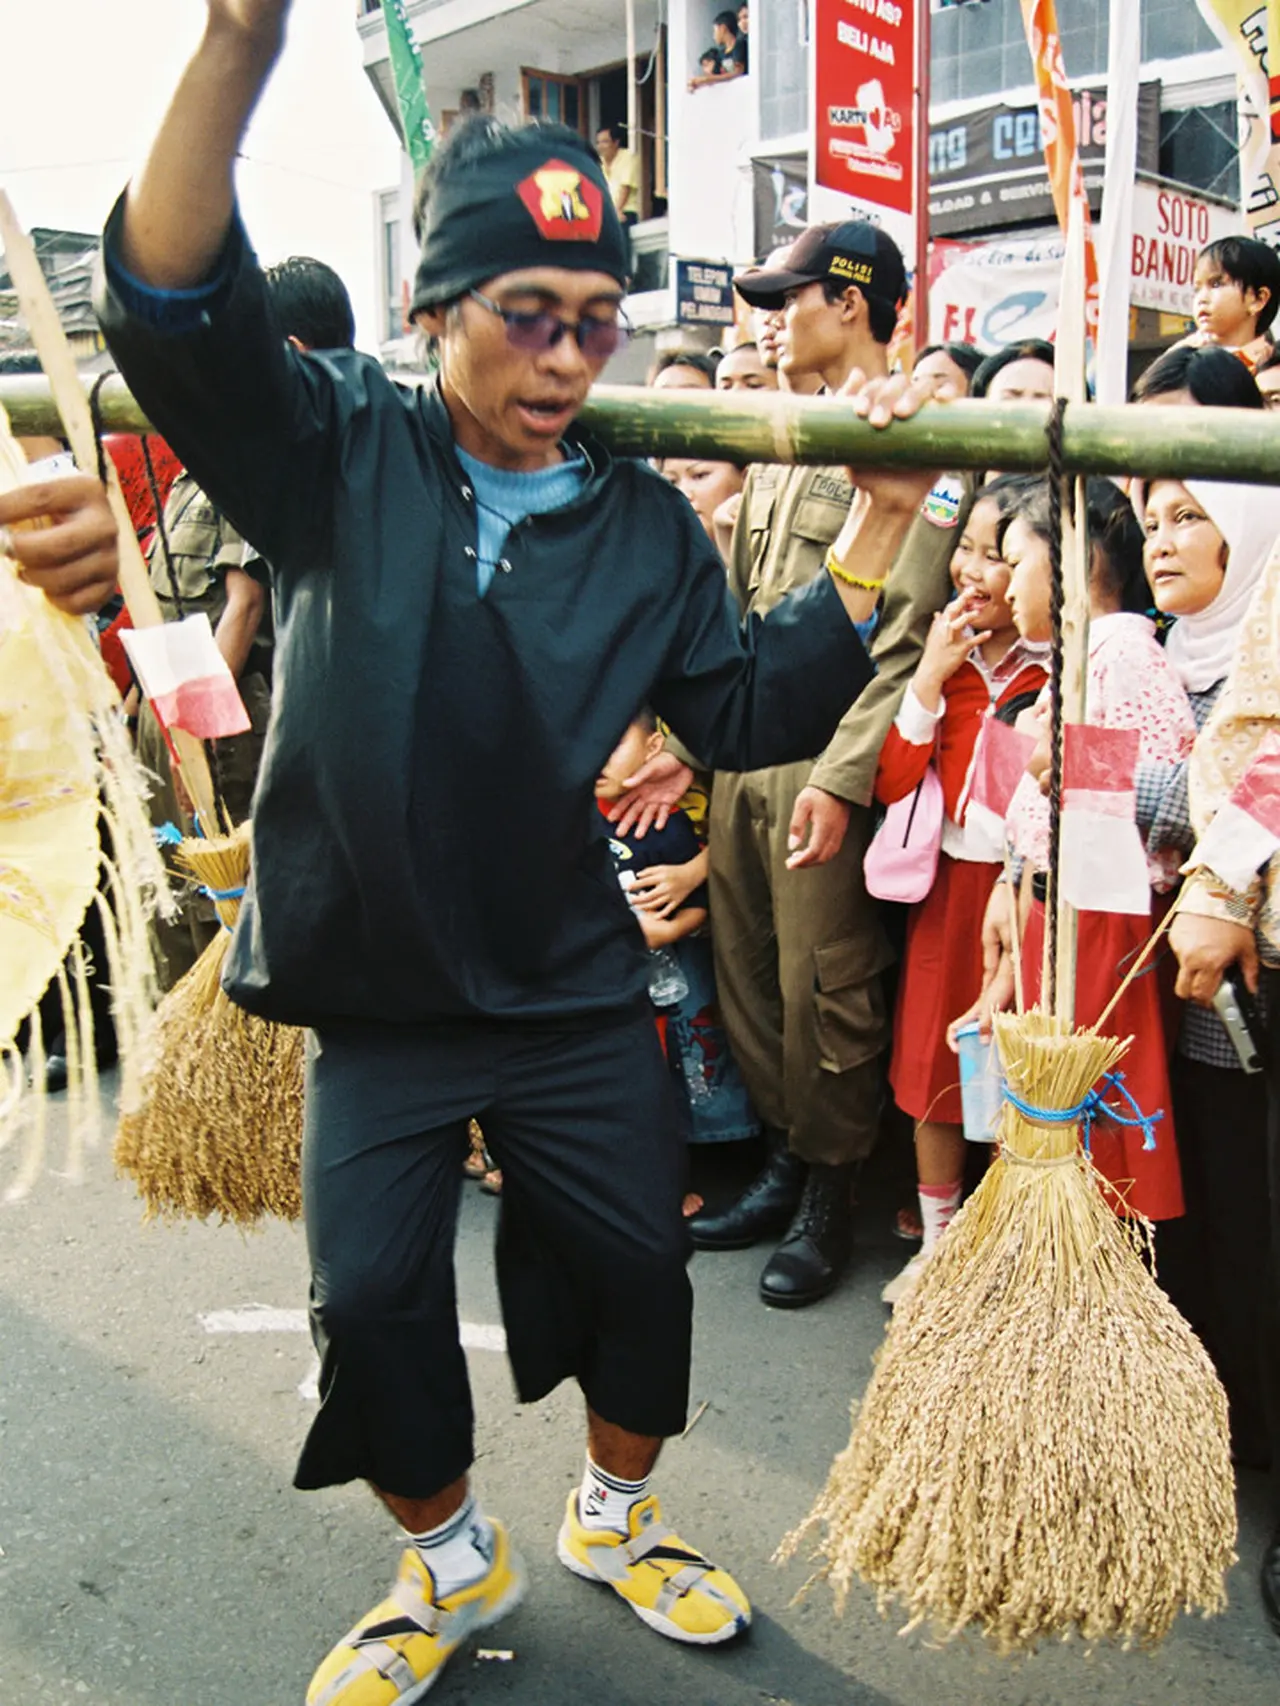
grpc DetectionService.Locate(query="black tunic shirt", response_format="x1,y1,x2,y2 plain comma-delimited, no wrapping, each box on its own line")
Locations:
96,204,873,1028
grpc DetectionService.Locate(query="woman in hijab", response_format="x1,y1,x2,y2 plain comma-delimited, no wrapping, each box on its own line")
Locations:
1139,475,1280,1473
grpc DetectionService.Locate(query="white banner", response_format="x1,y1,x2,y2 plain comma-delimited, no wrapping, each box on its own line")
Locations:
928,181,1240,350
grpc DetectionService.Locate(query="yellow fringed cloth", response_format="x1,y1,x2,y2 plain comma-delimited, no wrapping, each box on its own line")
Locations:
0,407,168,1198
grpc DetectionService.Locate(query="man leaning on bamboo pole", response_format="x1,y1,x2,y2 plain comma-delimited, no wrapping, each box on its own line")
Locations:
90,3,952,1699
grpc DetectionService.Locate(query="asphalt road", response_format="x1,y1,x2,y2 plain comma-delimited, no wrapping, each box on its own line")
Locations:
1,1078,1277,1706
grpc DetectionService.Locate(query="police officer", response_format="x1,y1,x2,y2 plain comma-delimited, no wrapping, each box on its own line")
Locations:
689,222,970,1307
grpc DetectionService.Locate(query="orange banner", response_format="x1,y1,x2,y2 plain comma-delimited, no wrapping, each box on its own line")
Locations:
1018,0,1099,335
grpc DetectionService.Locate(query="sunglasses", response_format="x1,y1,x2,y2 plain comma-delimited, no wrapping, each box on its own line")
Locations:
467,289,631,360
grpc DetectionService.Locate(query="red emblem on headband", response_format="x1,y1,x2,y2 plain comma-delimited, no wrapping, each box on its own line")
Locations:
516,160,604,242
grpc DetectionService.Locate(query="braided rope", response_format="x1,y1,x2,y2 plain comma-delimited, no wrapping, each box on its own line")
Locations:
1044,398,1068,1004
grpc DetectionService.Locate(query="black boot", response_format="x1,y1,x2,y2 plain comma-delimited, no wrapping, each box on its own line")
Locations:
1262,1526,1280,1638
758,1162,854,1309
689,1131,806,1251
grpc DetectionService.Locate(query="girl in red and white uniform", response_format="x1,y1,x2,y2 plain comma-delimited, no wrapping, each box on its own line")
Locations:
877,476,1049,1304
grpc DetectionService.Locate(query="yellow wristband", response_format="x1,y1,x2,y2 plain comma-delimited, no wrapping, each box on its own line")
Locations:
825,546,886,593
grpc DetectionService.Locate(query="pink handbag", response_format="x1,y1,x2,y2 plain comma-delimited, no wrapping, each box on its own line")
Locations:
864,767,944,903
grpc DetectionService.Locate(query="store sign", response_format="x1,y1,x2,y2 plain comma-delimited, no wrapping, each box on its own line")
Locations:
928,177,1241,348
674,259,736,327
1130,181,1240,315
928,81,1161,236
814,0,919,219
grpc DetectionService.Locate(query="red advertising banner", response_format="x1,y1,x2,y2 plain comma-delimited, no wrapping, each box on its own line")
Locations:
814,0,919,218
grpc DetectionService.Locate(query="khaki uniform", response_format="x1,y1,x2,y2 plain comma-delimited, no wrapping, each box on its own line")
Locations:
709,462,965,1164
137,475,272,989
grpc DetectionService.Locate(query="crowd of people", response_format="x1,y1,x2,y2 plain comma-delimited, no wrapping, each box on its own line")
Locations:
5,1,1280,1693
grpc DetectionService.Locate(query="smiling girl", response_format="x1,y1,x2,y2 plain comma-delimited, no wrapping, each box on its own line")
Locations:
993,478,1197,1225
876,475,1049,1304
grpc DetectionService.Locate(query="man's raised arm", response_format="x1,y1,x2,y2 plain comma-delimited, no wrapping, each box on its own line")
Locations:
119,2,290,289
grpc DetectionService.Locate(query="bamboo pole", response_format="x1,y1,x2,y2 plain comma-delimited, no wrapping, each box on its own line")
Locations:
0,197,219,830
6,371,1280,484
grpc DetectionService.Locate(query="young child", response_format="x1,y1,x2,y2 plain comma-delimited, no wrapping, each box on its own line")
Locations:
877,475,1049,1305
597,711,759,1204
992,478,1197,1224
1191,236,1280,368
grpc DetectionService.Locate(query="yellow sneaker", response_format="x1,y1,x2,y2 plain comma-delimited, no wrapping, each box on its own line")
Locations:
556,1491,750,1645
306,1522,525,1705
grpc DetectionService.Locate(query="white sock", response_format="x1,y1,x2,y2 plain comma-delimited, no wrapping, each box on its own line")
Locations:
578,1457,650,1536
918,1180,962,1254
406,1493,495,1598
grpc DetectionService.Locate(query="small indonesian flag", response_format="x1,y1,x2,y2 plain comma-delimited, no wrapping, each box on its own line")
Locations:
121,615,250,740
1060,724,1148,916
960,714,1036,856
1187,731,1280,892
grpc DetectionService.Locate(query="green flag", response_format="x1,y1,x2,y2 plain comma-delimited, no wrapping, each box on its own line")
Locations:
380,0,436,172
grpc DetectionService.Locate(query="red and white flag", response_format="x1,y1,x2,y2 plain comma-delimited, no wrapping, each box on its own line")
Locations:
1060,724,1148,915
1187,731,1280,891
960,714,1037,855
122,615,250,741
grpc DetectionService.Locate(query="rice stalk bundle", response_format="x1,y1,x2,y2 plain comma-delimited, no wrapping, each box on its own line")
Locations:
778,1010,1236,1652
114,825,305,1224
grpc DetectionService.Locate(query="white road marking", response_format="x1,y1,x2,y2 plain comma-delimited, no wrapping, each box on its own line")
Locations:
198,1304,507,1354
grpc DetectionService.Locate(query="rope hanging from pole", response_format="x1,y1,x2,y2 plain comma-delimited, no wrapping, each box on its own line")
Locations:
1044,398,1068,1003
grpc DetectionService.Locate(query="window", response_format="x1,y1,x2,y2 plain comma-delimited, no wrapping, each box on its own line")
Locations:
379,190,402,345
758,0,808,140
929,0,1218,108
522,69,583,132
1159,102,1240,203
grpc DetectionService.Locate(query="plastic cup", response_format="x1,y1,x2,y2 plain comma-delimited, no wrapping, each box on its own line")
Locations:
955,1021,1003,1143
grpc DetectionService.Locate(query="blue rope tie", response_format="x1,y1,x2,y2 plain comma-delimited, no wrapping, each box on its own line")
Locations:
154,821,183,847
201,884,245,903
1002,1071,1162,1154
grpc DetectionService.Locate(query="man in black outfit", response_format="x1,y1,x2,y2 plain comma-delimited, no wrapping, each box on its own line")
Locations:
92,3,942,1699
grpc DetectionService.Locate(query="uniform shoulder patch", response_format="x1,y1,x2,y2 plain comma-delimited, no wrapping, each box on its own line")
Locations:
920,474,965,528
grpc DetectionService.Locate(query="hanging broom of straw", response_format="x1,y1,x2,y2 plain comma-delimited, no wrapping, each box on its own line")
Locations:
779,203,1235,1650
777,1011,1236,1651
113,825,305,1224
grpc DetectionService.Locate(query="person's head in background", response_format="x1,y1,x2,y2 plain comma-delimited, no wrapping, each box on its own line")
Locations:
734,220,908,390
1192,235,1280,349
998,476,1149,641
596,706,664,800
658,455,746,542
946,472,1034,631
713,10,740,50
264,256,357,352
971,339,1056,403
913,341,983,398
699,48,721,76
1129,342,1265,409
649,350,718,390
738,4,749,34
715,341,778,392
595,122,625,166
1256,345,1280,410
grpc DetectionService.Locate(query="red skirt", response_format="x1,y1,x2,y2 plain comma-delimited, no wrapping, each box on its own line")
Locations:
889,853,1000,1126
1022,898,1184,1222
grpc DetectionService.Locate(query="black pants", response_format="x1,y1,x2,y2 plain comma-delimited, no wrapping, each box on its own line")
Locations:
1166,1053,1272,1466
294,1013,692,1500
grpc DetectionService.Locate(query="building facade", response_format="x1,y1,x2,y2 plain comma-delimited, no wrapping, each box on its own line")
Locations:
357,0,1247,374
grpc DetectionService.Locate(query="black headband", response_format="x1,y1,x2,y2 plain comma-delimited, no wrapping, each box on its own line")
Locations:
411,141,630,314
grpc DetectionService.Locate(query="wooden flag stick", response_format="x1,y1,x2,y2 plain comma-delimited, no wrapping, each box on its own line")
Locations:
1047,196,1092,1024
0,191,218,831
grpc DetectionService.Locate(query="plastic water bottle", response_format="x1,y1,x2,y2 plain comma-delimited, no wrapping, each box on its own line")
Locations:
647,947,689,1007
